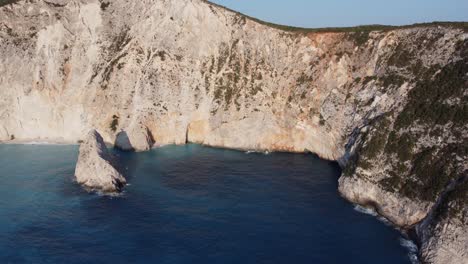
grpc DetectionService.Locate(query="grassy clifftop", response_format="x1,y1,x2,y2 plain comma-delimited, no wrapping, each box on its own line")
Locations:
0,0,17,7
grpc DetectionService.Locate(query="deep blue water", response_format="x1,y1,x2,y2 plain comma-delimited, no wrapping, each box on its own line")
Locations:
0,144,414,264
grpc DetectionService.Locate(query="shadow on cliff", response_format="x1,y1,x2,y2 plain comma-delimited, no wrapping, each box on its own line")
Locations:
114,131,134,151
110,135,140,183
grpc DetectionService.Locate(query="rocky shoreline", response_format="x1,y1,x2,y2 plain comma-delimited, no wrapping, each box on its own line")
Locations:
0,0,466,263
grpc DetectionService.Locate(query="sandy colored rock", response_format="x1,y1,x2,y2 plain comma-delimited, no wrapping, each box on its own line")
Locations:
75,130,126,193
338,176,432,227
416,179,468,264
0,0,466,262
115,123,154,152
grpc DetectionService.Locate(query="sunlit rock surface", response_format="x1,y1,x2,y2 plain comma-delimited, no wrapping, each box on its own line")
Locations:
75,130,126,193
0,0,466,262
115,122,154,152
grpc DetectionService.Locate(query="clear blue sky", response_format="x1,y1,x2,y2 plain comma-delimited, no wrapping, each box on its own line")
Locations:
209,0,468,28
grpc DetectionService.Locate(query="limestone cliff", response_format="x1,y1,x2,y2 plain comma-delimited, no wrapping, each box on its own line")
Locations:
75,129,126,192
0,0,466,262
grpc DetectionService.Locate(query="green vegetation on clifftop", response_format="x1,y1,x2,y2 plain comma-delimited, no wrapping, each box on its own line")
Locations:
0,0,18,7
345,39,467,202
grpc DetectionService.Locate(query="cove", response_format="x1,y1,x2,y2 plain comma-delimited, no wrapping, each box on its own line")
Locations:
0,144,415,263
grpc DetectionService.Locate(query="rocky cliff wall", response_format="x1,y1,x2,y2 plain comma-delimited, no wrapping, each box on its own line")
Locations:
0,0,466,263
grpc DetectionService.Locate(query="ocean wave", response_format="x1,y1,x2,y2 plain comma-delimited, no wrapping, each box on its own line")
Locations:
152,143,168,148
96,190,126,198
353,205,394,225
25,141,63,145
244,150,271,155
400,238,419,264
377,216,393,226
353,205,378,216
354,205,420,263
77,182,127,198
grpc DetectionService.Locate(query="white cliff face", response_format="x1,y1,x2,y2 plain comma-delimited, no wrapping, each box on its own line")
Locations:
75,129,126,192
0,0,467,263
0,0,352,157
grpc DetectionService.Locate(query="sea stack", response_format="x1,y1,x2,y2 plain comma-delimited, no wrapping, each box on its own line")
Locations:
75,130,126,193
0,0,466,262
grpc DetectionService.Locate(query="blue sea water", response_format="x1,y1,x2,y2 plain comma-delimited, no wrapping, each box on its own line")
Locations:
0,144,415,264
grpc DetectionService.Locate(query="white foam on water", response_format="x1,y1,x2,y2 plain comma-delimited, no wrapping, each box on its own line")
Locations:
353,205,378,216
76,181,126,198
354,205,420,263
96,190,126,198
400,238,419,264
152,143,168,149
244,150,271,155
353,205,394,226
26,141,60,145
3,140,77,145
376,215,393,226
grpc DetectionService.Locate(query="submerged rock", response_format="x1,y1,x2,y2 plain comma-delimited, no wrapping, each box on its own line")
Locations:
75,130,126,193
115,123,154,152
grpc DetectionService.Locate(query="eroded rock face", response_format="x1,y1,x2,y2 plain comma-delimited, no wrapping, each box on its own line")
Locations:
115,123,154,152
416,179,468,264
0,0,467,262
75,130,126,193
338,176,432,227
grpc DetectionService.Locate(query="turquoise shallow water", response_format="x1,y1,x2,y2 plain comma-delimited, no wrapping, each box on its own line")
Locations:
0,144,414,263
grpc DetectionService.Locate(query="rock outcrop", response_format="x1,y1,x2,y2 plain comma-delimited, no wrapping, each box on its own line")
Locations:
416,177,468,264
115,122,154,152
75,130,126,192
0,0,466,262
